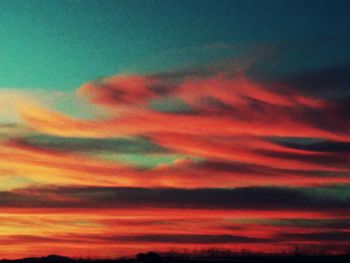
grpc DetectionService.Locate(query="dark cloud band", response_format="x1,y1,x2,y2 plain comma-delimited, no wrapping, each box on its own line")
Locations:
2,185,349,211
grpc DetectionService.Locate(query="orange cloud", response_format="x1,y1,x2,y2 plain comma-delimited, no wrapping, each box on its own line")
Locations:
1,68,349,258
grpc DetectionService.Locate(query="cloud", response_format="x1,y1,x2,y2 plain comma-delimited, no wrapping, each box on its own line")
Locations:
0,89,46,123
1,65,350,192
261,218,350,229
16,69,350,143
277,231,350,242
280,63,350,98
78,75,158,107
107,234,267,244
0,185,349,212
269,137,350,153
3,135,349,189
0,233,266,245
1,60,350,256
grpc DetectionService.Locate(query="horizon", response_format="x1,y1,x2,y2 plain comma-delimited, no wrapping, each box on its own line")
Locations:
1,249,350,261
0,0,350,259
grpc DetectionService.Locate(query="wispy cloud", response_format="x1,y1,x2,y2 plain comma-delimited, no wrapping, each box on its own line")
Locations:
0,61,349,257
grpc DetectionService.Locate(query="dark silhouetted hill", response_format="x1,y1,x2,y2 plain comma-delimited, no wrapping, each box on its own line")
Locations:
0,255,75,263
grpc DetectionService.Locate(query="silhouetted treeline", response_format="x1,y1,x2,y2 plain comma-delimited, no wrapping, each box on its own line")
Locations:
1,251,350,263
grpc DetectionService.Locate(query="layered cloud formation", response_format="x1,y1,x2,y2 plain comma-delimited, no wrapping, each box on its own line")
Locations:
0,65,349,258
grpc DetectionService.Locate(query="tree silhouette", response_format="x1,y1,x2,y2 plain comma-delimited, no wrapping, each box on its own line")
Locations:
136,252,162,263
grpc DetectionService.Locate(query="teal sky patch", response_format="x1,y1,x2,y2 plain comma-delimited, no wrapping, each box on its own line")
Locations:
95,152,202,169
149,97,193,113
1,0,349,90
18,135,167,154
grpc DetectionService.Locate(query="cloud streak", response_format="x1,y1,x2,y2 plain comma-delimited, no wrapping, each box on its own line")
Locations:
0,185,349,211
0,62,349,257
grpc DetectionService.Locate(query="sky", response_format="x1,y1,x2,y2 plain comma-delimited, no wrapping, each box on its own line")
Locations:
0,0,350,259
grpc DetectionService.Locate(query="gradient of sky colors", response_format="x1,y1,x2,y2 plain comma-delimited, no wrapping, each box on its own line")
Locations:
1,0,350,259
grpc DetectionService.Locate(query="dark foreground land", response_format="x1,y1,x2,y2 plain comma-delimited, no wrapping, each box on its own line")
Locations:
1,253,350,263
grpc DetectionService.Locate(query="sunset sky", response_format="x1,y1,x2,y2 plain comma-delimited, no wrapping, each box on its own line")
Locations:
1,0,350,259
